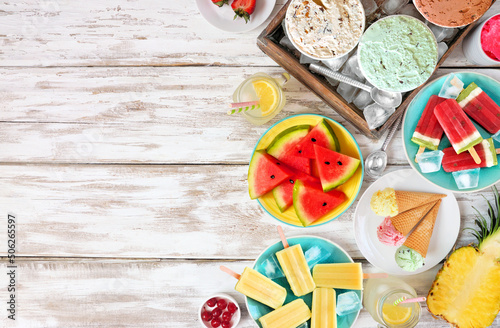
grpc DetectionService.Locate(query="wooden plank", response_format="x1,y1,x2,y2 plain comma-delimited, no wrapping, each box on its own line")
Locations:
0,259,497,327
0,1,498,68
0,164,494,259
1,67,499,164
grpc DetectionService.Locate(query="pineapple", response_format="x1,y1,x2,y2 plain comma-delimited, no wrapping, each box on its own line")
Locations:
427,186,500,328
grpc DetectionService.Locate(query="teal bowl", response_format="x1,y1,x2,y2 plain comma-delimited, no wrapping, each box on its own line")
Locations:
246,236,362,327
402,72,500,192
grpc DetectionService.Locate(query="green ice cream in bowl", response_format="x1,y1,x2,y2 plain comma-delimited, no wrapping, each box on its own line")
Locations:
358,15,438,93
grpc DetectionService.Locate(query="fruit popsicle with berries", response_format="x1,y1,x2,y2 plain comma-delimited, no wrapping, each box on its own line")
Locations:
259,299,311,328
457,82,500,135
411,95,446,159
442,138,498,172
434,99,483,163
219,266,286,309
276,226,316,297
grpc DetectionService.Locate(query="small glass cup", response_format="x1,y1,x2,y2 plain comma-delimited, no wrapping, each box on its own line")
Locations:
363,277,421,328
232,73,287,125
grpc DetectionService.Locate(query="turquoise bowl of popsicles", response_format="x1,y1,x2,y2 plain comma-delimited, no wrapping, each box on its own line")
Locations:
246,235,362,328
402,72,500,192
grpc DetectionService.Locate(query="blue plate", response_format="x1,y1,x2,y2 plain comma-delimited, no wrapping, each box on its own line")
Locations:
402,72,500,192
246,236,361,328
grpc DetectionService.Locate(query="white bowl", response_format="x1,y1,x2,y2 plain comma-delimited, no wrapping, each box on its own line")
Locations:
199,293,241,328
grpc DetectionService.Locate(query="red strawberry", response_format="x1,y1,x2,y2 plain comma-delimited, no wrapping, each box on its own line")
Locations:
231,0,256,23
211,0,229,7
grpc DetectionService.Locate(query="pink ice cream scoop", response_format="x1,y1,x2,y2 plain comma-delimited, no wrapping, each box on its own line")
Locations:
377,217,406,246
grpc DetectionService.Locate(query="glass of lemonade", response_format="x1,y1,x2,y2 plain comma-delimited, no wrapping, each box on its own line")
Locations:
363,277,421,328
232,73,287,125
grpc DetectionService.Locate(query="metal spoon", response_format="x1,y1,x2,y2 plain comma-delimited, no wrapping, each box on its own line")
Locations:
365,114,403,179
309,63,402,108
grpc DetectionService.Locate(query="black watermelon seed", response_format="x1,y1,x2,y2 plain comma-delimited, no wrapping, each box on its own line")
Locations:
322,202,327,206
298,150,302,154
325,161,330,165
276,162,280,165
311,138,316,142
337,161,343,165
270,175,275,179
289,179,294,184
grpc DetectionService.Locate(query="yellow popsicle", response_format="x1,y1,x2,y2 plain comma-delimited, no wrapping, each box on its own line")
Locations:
313,263,363,290
312,288,337,328
259,299,312,328
276,244,316,296
234,267,287,309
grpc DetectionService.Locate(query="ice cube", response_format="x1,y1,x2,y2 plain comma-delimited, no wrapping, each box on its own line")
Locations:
345,54,365,81
322,53,349,71
326,76,340,87
337,291,362,316
257,255,284,279
304,246,331,268
279,36,296,51
296,323,309,328
428,23,458,43
437,42,448,60
417,150,444,173
353,90,374,110
452,168,480,189
300,54,320,65
381,0,409,15
492,130,500,143
397,3,426,22
337,83,360,103
438,74,464,99
361,0,378,16
364,104,395,129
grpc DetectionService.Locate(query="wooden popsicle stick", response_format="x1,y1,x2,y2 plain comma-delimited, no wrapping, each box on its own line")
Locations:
277,225,289,249
468,147,481,164
220,266,241,280
363,272,388,279
496,148,500,154
415,146,425,163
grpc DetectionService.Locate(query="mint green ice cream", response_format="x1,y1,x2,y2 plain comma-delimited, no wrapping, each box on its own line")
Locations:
395,245,425,272
358,15,437,92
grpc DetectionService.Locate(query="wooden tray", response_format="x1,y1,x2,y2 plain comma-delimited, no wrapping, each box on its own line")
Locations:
257,0,490,139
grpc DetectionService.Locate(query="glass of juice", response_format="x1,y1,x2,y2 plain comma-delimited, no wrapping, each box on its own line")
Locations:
363,277,421,328
232,73,288,125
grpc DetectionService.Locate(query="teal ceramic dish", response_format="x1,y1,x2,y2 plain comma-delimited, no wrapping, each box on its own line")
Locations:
402,72,500,192
246,236,361,328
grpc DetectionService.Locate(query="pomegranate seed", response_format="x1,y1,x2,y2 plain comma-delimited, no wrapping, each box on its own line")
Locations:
227,303,238,313
217,299,227,310
206,298,217,307
222,312,232,321
211,318,221,328
212,308,222,318
201,311,213,321
221,321,231,328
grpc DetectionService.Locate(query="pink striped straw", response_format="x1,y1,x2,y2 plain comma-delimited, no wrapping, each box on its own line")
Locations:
229,101,259,108
400,297,426,304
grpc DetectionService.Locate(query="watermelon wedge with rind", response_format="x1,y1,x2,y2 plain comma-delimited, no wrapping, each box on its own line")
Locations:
289,119,340,159
293,180,347,227
273,171,320,212
248,150,293,199
314,145,360,192
267,125,312,174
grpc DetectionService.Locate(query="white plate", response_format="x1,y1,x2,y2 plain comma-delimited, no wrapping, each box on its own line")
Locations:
196,0,277,33
353,169,460,275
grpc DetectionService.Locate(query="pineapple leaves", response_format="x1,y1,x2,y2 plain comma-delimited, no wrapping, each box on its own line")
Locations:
469,186,500,247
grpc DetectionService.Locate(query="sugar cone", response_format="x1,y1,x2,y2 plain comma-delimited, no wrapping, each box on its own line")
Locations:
395,190,446,214
403,199,442,258
390,201,438,235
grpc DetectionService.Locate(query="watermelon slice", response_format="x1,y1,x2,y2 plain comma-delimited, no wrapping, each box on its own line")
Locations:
293,180,347,226
272,171,320,212
289,119,339,159
248,150,293,199
313,145,360,192
267,125,312,174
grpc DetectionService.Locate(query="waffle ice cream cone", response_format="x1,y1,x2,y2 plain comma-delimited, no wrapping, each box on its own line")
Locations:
404,199,442,258
395,191,445,214
390,201,438,235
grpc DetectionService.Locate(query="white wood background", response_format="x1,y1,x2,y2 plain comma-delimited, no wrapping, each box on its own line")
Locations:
0,1,499,327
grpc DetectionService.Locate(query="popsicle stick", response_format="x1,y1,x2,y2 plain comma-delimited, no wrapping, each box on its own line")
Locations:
228,101,259,108
362,272,388,279
496,148,500,154
277,225,289,249
220,266,241,280
468,147,481,164
415,146,425,163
